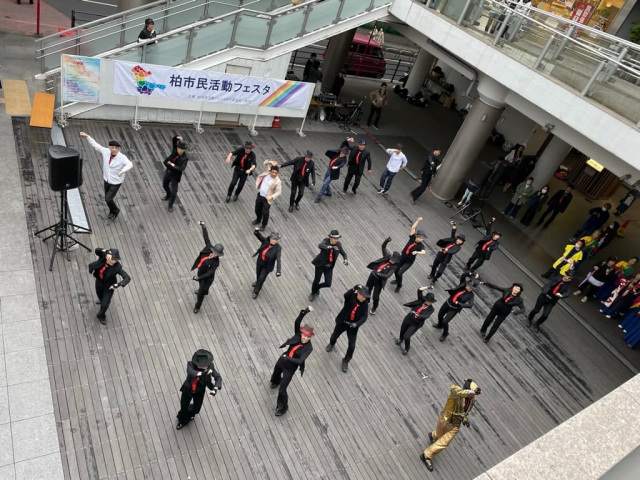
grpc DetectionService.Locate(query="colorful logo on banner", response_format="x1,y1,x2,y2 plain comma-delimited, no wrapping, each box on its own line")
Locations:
113,61,312,110
62,55,101,103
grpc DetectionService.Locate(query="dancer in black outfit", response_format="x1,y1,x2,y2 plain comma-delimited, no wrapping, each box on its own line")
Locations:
478,281,524,342
225,141,257,202
464,217,500,273
252,228,282,299
389,217,427,292
176,349,222,429
429,222,466,288
279,150,316,211
528,271,573,332
432,276,478,341
309,230,348,301
410,148,440,204
161,136,189,212
270,306,315,416
191,221,224,313
395,288,436,355
89,248,131,325
340,137,372,195
365,237,402,314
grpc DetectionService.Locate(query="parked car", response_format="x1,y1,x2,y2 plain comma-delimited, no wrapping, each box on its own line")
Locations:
324,32,386,79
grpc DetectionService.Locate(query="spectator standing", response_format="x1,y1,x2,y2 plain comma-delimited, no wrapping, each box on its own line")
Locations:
332,71,345,97
306,60,323,96
367,82,389,129
536,185,573,228
571,203,612,240
138,18,157,42
520,185,548,226
303,53,317,81
614,188,639,216
502,177,534,218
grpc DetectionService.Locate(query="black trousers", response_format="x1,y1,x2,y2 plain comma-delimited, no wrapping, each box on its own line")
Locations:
270,357,296,411
228,170,249,197
367,105,382,127
466,251,487,271
436,303,461,337
481,304,509,340
311,266,333,294
95,280,115,321
104,181,122,215
329,322,359,362
410,174,432,201
195,277,214,309
366,273,384,310
399,314,422,351
255,194,272,228
393,261,413,289
520,205,538,226
162,172,179,207
176,389,206,425
254,263,271,294
537,207,561,227
290,179,306,206
528,294,556,325
343,168,362,193
430,253,449,282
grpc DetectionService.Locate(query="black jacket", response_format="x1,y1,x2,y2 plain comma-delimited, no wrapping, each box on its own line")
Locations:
278,308,314,376
280,156,316,186
138,28,157,41
179,360,222,394
541,274,572,302
89,249,131,287
421,151,440,179
547,190,573,213
402,289,435,327
444,283,475,310
340,140,372,174
588,261,617,283
190,225,220,283
483,282,525,315
399,234,425,264
312,238,347,268
335,285,369,327
473,221,499,260
435,228,463,263
367,238,400,286
163,136,189,181
253,230,282,274
323,150,347,180
230,147,256,173
525,190,548,212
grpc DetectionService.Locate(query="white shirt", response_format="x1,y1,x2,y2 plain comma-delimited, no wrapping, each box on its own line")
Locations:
385,149,408,173
259,174,275,197
86,136,133,185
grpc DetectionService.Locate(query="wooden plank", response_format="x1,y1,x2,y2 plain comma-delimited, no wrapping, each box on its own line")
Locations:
29,92,55,128
2,79,31,115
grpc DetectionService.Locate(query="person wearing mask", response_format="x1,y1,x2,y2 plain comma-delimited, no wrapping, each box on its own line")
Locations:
429,222,466,288
410,148,441,204
252,164,281,231
325,285,370,373
366,237,402,315
314,147,348,203
542,240,585,278
279,150,316,211
89,248,131,325
251,228,282,299
161,136,189,212
389,217,427,292
536,185,573,228
191,221,224,313
571,203,612,241
341,137,372,195
432,276,478,341
225,141,257,202
464,217,499,273
378,143,407,194
502,177,534,219
478,281,525,342
176,349,222,430
367,82,389,129
520,185,549,226
395,288,436,355
80,132,133,220
309,230,348,301
573,257,618,303
528,271,574,332
270,307,315,416
138,18,157,43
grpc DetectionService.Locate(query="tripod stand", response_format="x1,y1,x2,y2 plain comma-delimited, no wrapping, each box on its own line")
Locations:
34,189,91,271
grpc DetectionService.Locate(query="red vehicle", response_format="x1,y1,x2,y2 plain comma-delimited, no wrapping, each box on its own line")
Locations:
324,32,387,79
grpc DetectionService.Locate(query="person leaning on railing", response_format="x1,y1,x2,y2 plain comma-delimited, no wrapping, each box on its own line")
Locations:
138,18,158,44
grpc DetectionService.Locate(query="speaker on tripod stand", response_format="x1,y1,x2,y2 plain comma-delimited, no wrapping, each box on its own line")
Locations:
34,145,91,271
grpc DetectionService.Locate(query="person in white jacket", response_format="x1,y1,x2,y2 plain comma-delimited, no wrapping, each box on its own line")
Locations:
80,132,133,219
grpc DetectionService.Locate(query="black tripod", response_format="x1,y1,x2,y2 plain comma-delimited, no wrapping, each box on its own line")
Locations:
34,190,91,271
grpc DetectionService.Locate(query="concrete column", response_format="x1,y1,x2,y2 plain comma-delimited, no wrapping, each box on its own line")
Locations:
321,28,357,94
119,0,156,12
404,49,436,95
530,135,572,190
431,76,508,200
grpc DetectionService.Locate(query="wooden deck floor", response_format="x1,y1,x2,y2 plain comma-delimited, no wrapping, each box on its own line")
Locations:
14,118,634,480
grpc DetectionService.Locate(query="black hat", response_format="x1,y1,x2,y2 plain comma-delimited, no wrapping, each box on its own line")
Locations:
192,349,213,369
390,251,402,263
341,146,350,154
212,244,224,256
415,229,427,238
565,269,576,278
492,231,502,237
108,140,121,147
269,232,281,239
357,286,370,298
305,150,313,158
424,292,437,303
512,282,523,292
107,248,121,261
176,141,187,149
329,230,341,238
358,139,366,145
456,233,466,241
244,141,254,149
300,324,315,337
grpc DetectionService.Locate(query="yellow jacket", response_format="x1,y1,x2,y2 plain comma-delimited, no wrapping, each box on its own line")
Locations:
440,384,477,425
552,245,583,275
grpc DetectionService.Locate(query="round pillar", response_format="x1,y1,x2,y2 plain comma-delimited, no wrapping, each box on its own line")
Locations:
404,49,436,95
431,76,508,200
530,135,572,190
321,29,357,94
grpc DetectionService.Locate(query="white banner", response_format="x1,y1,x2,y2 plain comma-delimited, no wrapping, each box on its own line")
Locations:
113,61,313,110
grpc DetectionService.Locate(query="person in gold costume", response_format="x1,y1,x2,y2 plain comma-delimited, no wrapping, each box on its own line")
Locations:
420,379,482,472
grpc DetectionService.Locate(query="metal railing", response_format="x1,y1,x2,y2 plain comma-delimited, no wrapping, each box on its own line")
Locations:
416,0,640,126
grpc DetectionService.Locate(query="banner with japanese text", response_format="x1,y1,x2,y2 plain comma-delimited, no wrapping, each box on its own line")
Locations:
113,61,313,110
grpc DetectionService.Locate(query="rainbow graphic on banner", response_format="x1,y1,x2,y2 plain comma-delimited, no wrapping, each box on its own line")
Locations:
259,81,306,108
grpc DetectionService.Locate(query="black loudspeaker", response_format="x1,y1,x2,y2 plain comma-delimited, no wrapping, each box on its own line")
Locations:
48,145,83,191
